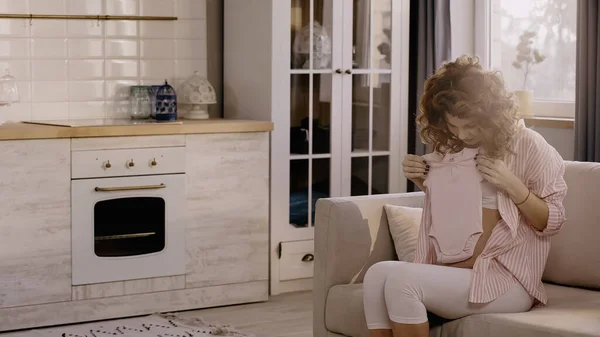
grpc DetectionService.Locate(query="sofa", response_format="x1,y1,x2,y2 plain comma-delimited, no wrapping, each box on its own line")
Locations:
313,160,600,337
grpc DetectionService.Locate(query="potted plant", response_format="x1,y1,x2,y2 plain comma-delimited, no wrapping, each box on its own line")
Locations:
512,30,546,117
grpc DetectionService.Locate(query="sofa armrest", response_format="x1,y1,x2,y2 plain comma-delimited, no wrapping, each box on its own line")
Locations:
312,192,425,337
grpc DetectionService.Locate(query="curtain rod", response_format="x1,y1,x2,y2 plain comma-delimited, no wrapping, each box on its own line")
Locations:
0,14,177,21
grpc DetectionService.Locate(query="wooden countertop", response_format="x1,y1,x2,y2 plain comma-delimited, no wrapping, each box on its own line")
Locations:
0,119,274,141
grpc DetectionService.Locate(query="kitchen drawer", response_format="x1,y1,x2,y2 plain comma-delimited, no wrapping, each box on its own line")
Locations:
279,240,314,281
72,146,185,179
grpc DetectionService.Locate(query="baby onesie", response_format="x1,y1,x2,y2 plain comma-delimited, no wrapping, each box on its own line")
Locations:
422,148,483,264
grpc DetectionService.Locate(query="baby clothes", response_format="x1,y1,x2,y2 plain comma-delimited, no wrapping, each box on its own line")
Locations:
422,148,483,264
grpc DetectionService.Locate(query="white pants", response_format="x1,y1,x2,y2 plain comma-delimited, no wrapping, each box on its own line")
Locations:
363,261,534,328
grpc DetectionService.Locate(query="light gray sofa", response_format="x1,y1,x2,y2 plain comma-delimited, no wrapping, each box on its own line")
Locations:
313,160,600,337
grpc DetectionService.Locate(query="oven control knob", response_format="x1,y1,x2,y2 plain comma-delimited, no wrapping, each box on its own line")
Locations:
128,159,135,168
104,161,111,169
151,158,157,167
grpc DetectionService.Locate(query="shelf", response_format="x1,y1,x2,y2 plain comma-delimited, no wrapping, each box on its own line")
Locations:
290,153,332,160
350,150,390,157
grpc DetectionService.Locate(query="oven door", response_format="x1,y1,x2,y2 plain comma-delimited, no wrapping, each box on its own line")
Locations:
71,174,186,285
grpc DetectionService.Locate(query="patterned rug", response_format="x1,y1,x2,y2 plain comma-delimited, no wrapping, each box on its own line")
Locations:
32,313,256,337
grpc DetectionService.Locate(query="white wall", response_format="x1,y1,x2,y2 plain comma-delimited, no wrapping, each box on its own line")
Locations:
449,1,575,161
450,0,475,59
0,0,207,121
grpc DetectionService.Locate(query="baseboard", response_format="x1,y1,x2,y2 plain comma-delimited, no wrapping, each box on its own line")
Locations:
271,278,313,295
0,280,268,332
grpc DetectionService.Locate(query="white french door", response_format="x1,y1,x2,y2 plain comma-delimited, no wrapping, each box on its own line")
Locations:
340,0,408,197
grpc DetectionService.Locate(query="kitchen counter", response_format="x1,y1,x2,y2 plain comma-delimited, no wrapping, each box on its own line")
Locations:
0,119,274,140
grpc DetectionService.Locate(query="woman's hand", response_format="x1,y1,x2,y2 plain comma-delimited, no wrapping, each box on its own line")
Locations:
476,155,526,200
402,154,429,190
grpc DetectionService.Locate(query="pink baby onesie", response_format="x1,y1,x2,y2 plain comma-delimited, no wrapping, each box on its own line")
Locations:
422,147,483,264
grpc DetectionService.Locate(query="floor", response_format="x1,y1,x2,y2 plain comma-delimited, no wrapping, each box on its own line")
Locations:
1,291,313,337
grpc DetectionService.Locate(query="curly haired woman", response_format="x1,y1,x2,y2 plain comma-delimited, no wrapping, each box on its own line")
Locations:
362,55,567,337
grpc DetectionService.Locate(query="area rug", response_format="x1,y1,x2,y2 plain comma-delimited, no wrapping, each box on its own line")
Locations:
32,313,256,337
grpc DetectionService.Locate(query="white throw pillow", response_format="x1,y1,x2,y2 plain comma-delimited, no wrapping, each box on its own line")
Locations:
383,204,422,262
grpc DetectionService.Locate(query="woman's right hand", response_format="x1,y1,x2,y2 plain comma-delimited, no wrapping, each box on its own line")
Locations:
402,154,429,185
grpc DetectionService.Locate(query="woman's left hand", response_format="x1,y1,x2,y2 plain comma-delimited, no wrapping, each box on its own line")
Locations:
475,155,520,193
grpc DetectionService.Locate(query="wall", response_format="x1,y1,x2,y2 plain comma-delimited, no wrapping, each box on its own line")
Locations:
449,1,575,161
0,0,207,122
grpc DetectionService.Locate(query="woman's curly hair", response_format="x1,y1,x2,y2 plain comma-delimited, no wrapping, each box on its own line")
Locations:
416,54,520,159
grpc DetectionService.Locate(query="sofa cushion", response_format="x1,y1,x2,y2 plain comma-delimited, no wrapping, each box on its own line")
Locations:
383,205,422,262
440,283,600,337
326,282,600,337
543,161,600,289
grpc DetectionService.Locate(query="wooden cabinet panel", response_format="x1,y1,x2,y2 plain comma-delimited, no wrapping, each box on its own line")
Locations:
0,139,71,308
184,133,270,289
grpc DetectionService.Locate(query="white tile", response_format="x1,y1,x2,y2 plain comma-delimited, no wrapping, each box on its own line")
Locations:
0,20,31,38
1,102,31,122
141,60,174,80
32,81,68,102
140,21,175,39
175,19,206,39
32,60,68,81
0,60,31,81
31,102,69,120
0,39,30,59
175,0,206,19
0,0,29,12
105,80,138,101
31,38,68,59
67,20,103,37
68,39,104,58
140,0,174,16
67,0,104,15
31,20,67,38
68,101,106,119
106,39,138,58
30,0,66,15
175,39,207,59
105,21,138,37
141,39,174,59
106,0,139,15
141,79,168,85
15,81,32,102
69,60,105,80
68,81,105,101
175,59,206,80
106,59,138,78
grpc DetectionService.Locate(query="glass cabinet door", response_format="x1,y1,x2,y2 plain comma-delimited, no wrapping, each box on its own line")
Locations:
342,0,395,197
289,0,341,228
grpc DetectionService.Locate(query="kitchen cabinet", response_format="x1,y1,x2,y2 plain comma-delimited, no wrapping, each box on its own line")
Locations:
0,121,272,331
224,0,410,294
184,133,269,289
0,139,71,308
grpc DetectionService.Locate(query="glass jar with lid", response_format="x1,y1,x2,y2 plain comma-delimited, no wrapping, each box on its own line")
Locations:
128,85,152,119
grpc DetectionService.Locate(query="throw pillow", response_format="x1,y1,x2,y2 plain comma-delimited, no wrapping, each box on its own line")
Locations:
383,204,422,262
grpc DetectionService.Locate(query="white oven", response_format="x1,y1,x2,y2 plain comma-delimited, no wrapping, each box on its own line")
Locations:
71,146,186,285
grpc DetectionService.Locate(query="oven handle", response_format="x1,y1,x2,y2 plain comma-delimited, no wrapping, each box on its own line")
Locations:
94,183,166,192
95,232,156,241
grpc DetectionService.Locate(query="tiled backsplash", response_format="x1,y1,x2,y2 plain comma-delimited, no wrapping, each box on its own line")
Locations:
0,0,207,121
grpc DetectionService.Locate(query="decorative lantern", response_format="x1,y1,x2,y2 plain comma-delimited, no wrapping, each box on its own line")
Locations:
154,80,177,121
180,71,216,119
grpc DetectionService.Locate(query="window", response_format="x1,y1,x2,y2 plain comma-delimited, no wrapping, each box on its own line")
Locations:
477,0,577,119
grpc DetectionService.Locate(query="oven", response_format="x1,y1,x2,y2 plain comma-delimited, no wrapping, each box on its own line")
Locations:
71,146,186,285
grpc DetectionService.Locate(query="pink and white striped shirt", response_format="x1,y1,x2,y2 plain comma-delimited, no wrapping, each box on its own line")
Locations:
413,122,568,306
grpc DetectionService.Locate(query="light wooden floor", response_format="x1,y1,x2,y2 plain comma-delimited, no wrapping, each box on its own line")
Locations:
1,291,313,337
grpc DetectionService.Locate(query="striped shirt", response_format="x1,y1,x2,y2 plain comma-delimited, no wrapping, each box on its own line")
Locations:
413,121,568,306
